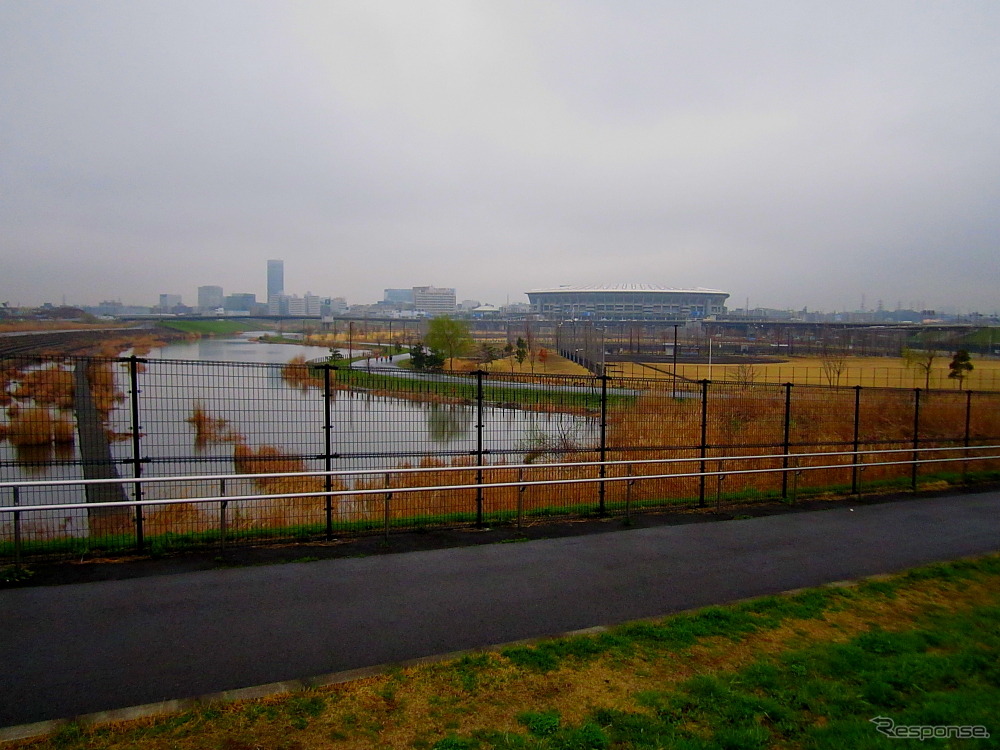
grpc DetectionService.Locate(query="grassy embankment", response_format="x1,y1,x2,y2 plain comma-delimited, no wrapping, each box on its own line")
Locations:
0,321,132,333
8,554,1000,749
157,320,255,337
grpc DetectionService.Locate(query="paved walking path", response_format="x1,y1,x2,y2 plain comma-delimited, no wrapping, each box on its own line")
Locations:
2,491,998,728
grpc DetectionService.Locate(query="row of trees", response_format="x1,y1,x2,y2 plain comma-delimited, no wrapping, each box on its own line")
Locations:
411,317,549,373
903,347,975,389
817,348,975,389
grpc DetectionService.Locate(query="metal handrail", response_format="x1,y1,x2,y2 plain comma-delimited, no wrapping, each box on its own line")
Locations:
3,444,998,515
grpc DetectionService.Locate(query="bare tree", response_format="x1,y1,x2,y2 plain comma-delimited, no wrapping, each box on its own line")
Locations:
733,362,758,388
820,354,847,387
902,346,939,389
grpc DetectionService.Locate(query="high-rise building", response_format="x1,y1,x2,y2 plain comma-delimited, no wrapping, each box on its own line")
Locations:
197,285,224,310
267,259,284,300
412,286,456,316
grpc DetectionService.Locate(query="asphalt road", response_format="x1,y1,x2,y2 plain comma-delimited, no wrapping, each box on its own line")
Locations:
2,491,999,728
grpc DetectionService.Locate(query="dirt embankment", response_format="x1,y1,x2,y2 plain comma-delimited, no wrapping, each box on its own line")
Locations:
0,327,187,358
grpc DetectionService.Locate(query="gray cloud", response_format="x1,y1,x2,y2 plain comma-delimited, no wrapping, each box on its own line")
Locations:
2,0,999,312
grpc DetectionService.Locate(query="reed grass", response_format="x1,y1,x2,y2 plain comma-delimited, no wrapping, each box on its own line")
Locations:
11,365,74,408
5,406,75,447
185,403,238,445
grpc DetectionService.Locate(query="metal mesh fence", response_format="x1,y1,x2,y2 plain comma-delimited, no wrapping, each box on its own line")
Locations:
2,355,999,560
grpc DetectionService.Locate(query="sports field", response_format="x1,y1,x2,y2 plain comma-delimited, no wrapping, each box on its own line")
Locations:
613,355,1000,390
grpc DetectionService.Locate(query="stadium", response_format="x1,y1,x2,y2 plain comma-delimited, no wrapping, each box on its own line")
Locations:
526,284,730,320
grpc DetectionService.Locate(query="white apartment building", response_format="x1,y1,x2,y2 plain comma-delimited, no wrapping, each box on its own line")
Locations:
412,286,456,316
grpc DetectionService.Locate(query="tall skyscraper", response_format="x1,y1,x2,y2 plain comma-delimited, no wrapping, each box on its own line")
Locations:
267,259,284,300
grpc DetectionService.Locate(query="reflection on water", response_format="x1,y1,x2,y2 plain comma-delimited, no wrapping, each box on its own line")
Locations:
426,403,473,443
13,443,76,473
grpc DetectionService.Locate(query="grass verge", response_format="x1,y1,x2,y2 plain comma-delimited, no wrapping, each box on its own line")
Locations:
7,555,999,749
157,320,252,336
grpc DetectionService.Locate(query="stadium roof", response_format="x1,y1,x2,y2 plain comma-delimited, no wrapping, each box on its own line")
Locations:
525,284,728,295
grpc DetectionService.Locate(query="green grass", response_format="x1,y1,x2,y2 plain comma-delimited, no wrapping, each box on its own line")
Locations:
331,367,632,411
157,320,251,336
10,554,999,750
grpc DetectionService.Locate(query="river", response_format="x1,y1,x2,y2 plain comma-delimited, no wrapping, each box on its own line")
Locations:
2,336,596,538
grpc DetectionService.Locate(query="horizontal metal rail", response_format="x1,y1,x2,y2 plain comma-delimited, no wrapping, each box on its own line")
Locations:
2,444,998,515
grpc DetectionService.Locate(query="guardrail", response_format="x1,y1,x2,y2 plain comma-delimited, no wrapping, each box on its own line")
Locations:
3,444,998,564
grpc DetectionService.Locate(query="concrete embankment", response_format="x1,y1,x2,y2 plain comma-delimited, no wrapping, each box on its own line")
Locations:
72,363,131,531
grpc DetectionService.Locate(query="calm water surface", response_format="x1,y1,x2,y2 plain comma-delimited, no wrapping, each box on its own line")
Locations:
2,337,595,536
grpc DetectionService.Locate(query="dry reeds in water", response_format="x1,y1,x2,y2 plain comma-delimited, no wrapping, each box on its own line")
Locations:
5,406,75,447
281,356,322,391
11,365,75,409
186,402,238,445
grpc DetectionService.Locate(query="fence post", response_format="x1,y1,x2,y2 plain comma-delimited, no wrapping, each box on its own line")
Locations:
598,373,608,515
219,478,227,553
517,468,525,529
475,370,484,528
323,364,334,540
911,388,921,491
383,472,392,542
781,382,792,500
128,355,145,553
851,385,862,495
12,487,21,567
699,379,709,507
963,390,972,483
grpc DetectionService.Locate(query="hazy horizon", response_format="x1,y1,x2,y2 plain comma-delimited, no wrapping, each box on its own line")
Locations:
3,1,999,314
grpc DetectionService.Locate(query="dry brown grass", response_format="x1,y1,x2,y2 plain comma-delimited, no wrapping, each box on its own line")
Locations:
231,442,346,529
185,403,239,446
85,360,126,416
469,352,591,377
0,321,126,333
622,355,1000,390
280,356,323,391
10,365,75,408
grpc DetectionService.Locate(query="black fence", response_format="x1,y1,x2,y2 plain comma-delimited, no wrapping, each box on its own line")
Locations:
2,355,999,560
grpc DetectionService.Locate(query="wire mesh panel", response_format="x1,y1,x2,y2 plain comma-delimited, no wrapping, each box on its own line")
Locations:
3,351,1000,562
855,388,923,493
604,376,703,512
915,389,980,484
481,370,602,523
705,381,787,507
0,357,90,556
786,385,858,500
968,391,1000,479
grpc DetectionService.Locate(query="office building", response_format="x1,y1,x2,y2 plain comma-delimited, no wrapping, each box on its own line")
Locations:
412,286,456,316
267,259,284,300
197,285,224,311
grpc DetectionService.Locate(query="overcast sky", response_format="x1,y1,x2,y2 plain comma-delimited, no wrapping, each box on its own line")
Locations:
2,1,999,313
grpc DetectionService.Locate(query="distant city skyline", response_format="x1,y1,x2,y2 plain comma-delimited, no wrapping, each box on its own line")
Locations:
3,2,999,314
